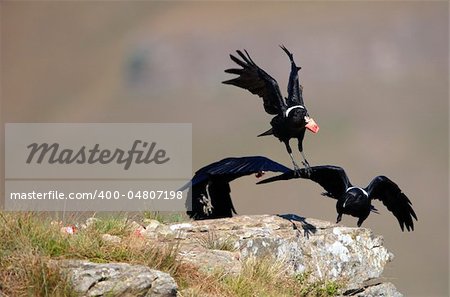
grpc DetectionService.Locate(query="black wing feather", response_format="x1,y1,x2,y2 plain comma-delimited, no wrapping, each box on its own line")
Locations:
307,166,352,199
257,165,352,199
223,50,286,115
280,45,304,107
183,156,290,220
205,156,291,181
366,176,418,231
180,156,291,191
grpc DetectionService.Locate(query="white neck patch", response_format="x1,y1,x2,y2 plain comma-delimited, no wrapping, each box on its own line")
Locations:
346,186,368,197
285,105,305,117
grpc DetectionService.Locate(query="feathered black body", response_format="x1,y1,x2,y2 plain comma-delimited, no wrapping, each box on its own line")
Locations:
258,165,418,231
223,46,319,172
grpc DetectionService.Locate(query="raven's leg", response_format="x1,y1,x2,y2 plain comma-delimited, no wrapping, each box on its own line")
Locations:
284,141,301,175
336,213,343,223
298,139,311,176
300,151,310,168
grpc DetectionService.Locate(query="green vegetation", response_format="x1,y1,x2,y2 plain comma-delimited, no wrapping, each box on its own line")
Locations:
0,212,341,297
143,211,187,224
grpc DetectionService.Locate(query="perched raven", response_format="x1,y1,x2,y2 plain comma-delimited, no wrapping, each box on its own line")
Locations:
223,46,319,173
257,165,418,231
180,156,290,220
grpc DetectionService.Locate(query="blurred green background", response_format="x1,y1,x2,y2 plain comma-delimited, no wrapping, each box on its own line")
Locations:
1,2,448,296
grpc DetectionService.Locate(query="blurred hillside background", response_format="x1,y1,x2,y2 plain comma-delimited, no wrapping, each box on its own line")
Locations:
1,2,448,296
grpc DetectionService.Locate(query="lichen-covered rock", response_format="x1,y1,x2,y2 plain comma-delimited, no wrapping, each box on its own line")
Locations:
179,244,241,274
169,215,395,292
57,260,177,297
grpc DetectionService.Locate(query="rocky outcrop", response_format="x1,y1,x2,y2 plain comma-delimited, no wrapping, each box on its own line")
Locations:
151,214,402,295
57,260,177,297
59,214,403,296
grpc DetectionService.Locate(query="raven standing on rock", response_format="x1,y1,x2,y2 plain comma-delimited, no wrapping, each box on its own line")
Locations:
223,46,319,174
180,156,290,220
257,165,418,231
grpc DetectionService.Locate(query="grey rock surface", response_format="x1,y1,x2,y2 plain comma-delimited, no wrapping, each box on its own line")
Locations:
162,215,397,293
58,260,177,297
178,244,241,275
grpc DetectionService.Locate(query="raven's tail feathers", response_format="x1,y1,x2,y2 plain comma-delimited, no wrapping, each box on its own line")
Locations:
258,128,273,137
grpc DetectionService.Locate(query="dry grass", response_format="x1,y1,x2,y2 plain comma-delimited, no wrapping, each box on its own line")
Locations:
177,257,340,297
143,211,188,224
215,257,340,297
0,212,340,296
0,212,75,296
0,212,180,296
196,231,237,252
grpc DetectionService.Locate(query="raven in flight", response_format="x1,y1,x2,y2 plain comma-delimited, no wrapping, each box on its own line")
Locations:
223,46,319,174
180,156,290,220
257,165,418,231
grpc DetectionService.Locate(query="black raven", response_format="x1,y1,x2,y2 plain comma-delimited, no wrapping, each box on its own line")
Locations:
257,165,418,231
223,46,319,173
180,156,290,220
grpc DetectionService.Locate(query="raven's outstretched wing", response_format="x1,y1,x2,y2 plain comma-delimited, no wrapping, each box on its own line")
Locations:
280,45,304,107
183,156,291,220
365,176,418,231
223,50,286,115
178,158,224,191
307,166,352,199
206,156,290,179
257,165,352,199
180,156,291,191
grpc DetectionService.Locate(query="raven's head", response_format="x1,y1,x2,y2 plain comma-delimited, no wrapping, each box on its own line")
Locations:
338,187,371,225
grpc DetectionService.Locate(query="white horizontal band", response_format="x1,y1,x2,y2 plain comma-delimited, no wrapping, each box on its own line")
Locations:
285,105,304,117
346,186,368,197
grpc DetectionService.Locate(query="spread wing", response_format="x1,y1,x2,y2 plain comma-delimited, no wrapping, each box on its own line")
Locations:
257,165,352,199
365,176,418,231
178,159,223,191
180,156,291,191
203,156,291,181
223,50,286,115
280,45,304,107
182,156,291,220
